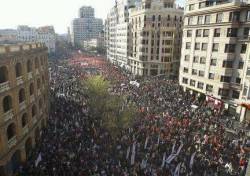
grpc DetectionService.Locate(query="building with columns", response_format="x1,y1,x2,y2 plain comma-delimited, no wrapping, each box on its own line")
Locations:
128,0,183,76
179,0,250,122
0,43,49,175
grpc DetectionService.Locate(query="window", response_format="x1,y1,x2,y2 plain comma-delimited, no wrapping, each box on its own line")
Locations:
7,123,16,140
3,95,12,113
15,63,22,78
200,57,206,64
223,60,233,68
219,88,230,97
19,89,25,103
198,82,204,89
195,43,200,50
32,105,37,118
236,77,241,84
238,62,244,69
152,15,155,21
198,16,203,24
247,67,250,76
221,76,231,83
225,44,236,53
212,43,219,52
193,56,199,63
190,79,196,86
241,44,247,53
202,43,208,51
206,85,213,92
203,29,209,37
214,28,221,37
247,11,250,21
186,42,191,49
204,15,210,24
229,11,240,22
192,69,198,75
183,78,188,84
22,113,28,127
187,30,192,37
199,71,205,77
232,90,240,99
196,29,202,37
244,27,249,37
189,4,195,11
0,66,8,83
185,55,190,61
210,58,217,66
216,13,223,23
209,73,215,80
188,17,193,25
183,67,189,73
227,28,238,37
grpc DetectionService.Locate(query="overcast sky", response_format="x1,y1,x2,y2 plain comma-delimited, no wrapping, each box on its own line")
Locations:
0,0,185,34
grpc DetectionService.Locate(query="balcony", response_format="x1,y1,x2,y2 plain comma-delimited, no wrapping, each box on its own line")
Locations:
30,95,35,103
22,126,29,136
8,136,17,149
19,102,26,111
16,76,24,86
0,82,10,93
28,72,33,80
3,110,14,122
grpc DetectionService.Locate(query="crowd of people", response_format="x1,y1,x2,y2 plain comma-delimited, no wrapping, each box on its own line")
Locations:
18,54,250,176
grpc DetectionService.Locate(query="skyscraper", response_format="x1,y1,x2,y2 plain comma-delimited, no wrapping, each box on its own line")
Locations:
71,6,103,47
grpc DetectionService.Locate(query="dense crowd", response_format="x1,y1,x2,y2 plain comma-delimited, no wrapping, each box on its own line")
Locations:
18,55,250,176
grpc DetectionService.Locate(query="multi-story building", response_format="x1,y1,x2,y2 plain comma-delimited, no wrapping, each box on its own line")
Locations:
105,0,134,69
17,25,56,53
0,43,49,175
128,0,183,76
71,6,103,47
179,0,250,121
0,30,18,44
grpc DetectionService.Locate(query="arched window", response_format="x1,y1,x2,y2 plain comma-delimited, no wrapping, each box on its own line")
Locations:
27,60,32,73
37,78,41,89
32,105,37,117
29,83,34,96
7,123,16,140
19,88,25,103
35,58,39,69
0,66,8,83
3,95,12,113
21,113,28,127
15,63,22,78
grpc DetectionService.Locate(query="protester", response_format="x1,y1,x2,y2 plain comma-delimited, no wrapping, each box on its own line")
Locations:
18,53,249,176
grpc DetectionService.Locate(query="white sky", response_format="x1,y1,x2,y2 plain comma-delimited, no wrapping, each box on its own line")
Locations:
0,0,185,34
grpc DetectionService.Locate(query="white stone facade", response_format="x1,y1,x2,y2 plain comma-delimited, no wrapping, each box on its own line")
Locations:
179,0,250,121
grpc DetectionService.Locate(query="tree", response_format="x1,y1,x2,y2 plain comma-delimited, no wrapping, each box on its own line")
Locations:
83,76,137,137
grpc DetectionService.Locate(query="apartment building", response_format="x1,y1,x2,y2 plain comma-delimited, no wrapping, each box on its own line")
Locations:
128,0,183,76
0,43,49,175
105,0,133,69
17,25,56,53
179,0,250,121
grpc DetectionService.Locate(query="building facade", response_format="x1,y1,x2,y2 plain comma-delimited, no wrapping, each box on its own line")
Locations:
179,0,250,121
71,6,103,47
105,0,133,69
0,30,18,44
17,26,56,53
128,0,183,76
0,43,49,176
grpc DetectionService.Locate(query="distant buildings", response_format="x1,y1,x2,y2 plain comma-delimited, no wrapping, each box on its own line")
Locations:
0,43,49,175
0,29,17,44
179,0,250,121
17,25,56,53
71,6,103,47
105,0,184,76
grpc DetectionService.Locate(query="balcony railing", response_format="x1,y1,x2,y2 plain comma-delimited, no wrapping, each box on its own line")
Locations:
16,76,24,86
8,136,17,149
19,102,26,111
28,72,33,80
22,126,29,136
0,81,10,93
4,110,14,122
30,95,35,103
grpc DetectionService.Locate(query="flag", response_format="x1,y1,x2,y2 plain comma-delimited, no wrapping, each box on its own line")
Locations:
35,153,42,167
